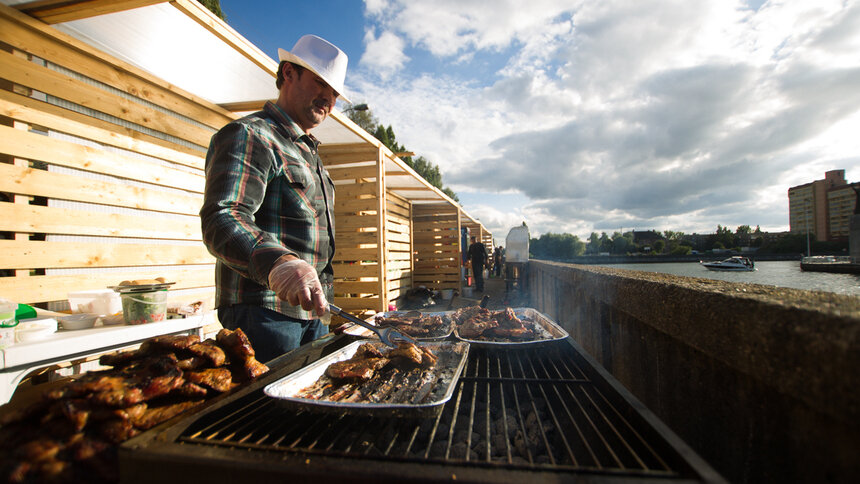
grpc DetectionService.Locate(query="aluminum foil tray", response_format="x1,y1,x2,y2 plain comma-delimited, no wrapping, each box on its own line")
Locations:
342,311,454,341
264,340,469,417
452,307,569,348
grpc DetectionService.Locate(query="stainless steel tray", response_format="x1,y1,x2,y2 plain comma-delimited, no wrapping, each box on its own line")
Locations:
452,307,569,348
264,340,469,417
342,311,454,341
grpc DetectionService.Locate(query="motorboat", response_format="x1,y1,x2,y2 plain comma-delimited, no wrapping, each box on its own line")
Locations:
700,256,756,272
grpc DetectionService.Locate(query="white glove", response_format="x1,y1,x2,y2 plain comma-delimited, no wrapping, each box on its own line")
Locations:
268,258,327,317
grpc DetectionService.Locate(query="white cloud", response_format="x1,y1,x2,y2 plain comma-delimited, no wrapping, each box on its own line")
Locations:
353,0,860,239
359,29,410,79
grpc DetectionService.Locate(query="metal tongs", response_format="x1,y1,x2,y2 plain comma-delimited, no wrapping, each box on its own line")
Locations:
328,303,418,348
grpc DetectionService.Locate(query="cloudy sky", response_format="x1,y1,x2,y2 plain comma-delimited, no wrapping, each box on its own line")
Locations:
221,0,860,243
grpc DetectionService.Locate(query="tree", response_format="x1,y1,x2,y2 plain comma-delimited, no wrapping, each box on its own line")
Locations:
736,225,752,234
345,106,459,201
653,240,666,254
586,232,600,254
197,0,225,20
530,233,585,260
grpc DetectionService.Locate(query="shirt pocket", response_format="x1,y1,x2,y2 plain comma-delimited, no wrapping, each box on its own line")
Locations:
278,162,317,219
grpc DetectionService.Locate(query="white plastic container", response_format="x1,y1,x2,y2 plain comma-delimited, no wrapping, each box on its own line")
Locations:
15,317,58,342
0,298,16,327
68,289,122,316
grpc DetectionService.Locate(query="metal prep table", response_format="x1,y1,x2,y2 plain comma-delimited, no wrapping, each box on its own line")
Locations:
0,313,212,404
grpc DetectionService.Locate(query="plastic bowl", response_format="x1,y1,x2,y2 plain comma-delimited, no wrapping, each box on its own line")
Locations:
120,290,167,325
60,313,98,330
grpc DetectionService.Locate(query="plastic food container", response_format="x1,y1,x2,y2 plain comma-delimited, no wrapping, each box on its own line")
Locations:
120,290,168,325
0,298,16,327
68,289,122,316
59,313,98,330
15,318,58,342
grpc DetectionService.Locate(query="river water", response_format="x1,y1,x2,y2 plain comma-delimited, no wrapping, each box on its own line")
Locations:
599,260,860,297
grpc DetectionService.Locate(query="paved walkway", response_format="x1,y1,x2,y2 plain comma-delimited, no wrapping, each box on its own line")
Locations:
424,273,531,312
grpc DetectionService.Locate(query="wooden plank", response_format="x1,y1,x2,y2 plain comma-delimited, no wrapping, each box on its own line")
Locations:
327,165,379,181
334,182,378,199
386,232,410,244
385,260,412,271
334,198,378,212
0,91,204,169
0,8,233,130
0,164,202,216
319,143,379,164
335,231,379,246
0,203,201,240
335,281,380,294
0,50,215,147
336,216,380,231
0,267,214,304
16,0,168,24
218,100,267,112
0,125,205,193
332,248,378,261
332,297,380,312
331,263,378,279
0,240,213,269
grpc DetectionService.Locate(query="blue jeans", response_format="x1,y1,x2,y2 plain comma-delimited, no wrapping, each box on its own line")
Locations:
218,305,328,363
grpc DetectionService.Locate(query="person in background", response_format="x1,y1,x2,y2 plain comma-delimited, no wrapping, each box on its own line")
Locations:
200,35,350,362
468,236,488,292
494,246,503,277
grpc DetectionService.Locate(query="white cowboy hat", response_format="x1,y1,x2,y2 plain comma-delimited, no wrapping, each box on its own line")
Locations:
278,34,350,103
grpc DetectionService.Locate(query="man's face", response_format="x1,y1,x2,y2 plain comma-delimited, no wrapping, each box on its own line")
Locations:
281,63,338,131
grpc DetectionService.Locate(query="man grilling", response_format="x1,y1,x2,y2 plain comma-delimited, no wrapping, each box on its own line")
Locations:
468,236,488,292
200,35,349,362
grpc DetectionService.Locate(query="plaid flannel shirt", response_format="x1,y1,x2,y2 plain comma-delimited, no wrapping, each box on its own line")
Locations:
200,101,335,320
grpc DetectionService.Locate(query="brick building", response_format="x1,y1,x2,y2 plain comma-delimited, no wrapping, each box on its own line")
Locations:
788,170,858,242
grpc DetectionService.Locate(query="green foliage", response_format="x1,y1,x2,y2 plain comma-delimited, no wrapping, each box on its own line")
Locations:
530,233,586,260
345,107,459,201
736,225,752,234
197,0,225,20
653,240,666,254
670,245,692,255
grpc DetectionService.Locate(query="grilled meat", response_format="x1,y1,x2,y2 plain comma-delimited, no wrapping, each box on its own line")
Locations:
0,329,267,483
459,316,499,338
389,342,424,364
375,314,448,337
216,328,269,380
185,368,233,393
326,357,390,380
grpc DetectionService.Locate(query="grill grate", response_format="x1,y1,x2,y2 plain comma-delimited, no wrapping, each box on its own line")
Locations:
175,342,693,479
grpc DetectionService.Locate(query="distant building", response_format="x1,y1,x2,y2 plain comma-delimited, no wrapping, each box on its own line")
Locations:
788,170,858,242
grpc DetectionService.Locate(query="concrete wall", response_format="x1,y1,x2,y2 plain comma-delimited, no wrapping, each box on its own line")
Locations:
527,260,860,484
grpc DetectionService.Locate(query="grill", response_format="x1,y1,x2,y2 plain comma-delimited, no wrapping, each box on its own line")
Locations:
120,335,724,483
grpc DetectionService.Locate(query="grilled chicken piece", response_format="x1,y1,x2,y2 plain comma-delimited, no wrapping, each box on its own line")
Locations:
187,340,226,367
216,328,255,358
172,381,210,398
217,328,270,380
496,308,524,329
132,400,204,430
185,368,233,393
98,419,139,444
98,350,142,368
325,357,390,380
389,342,424,365
459,316,499,338
353,342,385,359
176,356,210,371
139,334,200,354
453,306,490,324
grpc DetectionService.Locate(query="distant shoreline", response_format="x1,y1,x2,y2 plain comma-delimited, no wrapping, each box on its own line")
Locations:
547,253,802,265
